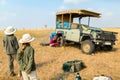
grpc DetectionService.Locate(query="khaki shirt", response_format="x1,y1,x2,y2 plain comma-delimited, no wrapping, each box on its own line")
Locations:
17,45,36,73
3,34,19,54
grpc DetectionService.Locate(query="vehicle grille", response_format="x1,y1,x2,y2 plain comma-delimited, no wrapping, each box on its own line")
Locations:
101,31,116,41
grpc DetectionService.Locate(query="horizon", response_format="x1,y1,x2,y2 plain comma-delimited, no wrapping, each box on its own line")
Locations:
1,27,120,31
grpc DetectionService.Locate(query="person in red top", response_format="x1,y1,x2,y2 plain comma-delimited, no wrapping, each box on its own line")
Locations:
50,35,59,47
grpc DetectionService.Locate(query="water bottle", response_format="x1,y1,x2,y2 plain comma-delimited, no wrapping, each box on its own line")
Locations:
76,73,81,80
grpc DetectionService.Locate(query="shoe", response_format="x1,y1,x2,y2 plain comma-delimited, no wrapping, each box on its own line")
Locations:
10,72,16,77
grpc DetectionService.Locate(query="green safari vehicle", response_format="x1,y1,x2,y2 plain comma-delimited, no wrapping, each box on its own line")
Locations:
55,9,117,54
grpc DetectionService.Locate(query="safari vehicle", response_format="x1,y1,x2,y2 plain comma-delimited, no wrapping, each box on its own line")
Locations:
55,9,117,54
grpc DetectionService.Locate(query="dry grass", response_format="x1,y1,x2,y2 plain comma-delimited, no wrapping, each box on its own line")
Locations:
0,28,120,80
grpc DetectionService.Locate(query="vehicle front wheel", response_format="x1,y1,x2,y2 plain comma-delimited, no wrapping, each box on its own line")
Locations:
81,40,95,54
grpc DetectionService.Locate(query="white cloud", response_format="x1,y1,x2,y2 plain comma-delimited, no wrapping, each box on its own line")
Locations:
0,0,7,5
0,16,7,21
105,12,113,16
59,5,66,10
48,11,56,16
64,0,89,4
10,13,17,17
0,12,17,22
59,5,67,10
51,11,56,15
87,8,94,11
96,8,113,17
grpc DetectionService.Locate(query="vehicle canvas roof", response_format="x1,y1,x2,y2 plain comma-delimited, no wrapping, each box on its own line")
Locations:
56,9,101,18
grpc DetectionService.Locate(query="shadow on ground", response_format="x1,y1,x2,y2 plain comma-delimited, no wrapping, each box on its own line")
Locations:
36,59,57,68
64,43,118,54
50,72,70,80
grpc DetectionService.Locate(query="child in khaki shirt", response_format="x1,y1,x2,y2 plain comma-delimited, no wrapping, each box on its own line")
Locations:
18,34,38,80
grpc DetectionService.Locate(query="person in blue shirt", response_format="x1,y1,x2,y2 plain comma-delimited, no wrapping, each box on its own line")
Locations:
50,32,56,40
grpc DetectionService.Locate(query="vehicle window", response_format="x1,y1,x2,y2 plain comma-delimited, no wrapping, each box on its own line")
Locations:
72,18,79,29
73,18,79,24
81,17,89,25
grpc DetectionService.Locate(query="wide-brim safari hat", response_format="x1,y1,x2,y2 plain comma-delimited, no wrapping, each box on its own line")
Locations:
4,26,16,35
19,33,35,43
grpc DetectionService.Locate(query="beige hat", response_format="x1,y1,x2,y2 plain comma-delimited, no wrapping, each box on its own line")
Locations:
4,26,16,35
19,33,35,43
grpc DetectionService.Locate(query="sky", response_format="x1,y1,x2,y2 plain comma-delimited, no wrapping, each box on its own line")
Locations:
0,0,120,29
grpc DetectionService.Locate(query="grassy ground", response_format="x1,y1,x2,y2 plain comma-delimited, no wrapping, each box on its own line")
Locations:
0,28,120,80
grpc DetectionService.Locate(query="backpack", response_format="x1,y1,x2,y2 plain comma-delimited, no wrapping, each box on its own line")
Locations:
62,60,85,72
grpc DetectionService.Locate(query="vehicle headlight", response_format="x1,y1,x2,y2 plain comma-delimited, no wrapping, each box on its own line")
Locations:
96,34,101,39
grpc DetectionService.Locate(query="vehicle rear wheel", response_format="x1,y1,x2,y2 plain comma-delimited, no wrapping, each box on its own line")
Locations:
59,36,65,46
81,40,95,54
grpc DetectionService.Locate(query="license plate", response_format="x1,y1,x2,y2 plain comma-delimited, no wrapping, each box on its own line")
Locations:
105,42,111,45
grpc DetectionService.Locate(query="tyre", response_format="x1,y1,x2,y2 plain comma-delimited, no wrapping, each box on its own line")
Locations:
81,40,95,54
58,36,65,46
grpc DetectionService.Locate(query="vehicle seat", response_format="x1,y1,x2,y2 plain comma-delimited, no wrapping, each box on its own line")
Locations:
71,23,79,29
81,24,87,30
57,21,62,29
64,22,71,29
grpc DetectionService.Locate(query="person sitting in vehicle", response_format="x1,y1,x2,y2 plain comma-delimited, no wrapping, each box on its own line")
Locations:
50,35,59,47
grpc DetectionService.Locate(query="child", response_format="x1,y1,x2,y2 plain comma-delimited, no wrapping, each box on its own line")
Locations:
17,33,38,80
3,26,19,76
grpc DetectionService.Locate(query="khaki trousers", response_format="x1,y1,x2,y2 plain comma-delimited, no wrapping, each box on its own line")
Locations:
7,54,16,75
22,70,38,80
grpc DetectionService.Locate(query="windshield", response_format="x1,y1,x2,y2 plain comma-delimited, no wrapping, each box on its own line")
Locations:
88,26,102,31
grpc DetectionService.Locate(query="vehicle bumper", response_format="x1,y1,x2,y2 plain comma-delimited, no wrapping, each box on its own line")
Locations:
93,40,115,46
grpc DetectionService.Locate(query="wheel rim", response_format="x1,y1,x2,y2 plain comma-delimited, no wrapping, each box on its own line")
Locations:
83,43,91,53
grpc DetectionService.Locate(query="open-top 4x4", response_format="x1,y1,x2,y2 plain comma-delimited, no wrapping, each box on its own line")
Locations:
55,9,117,54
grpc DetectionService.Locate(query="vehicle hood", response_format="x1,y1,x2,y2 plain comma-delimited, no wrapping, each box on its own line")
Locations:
88,27,117,34
88,27,102,32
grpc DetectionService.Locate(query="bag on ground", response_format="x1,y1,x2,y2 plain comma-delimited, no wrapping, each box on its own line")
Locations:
62,60,85,72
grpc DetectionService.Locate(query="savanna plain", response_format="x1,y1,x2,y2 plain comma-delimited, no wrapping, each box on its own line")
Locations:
0,28,120,80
